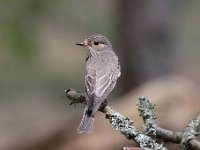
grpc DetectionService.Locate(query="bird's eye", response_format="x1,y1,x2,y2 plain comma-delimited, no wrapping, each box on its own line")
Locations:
94,41,99,46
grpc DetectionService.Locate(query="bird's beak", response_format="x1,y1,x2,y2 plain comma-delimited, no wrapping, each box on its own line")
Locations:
76,41,88,47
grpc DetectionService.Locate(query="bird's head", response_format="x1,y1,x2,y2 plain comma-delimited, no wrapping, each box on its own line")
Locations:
76,34,112,53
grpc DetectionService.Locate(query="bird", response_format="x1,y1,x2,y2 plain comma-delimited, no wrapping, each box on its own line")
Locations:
76,34,121,133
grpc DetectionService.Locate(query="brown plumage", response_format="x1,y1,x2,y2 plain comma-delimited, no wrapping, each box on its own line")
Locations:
76,34,121,133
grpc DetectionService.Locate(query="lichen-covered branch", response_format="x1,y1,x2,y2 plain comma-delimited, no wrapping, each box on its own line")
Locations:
182,112,200,149
137,97,200,150
104,107,166,150
137,97,157,136
65,89,167,150
65,89,200,150
137,97,182,143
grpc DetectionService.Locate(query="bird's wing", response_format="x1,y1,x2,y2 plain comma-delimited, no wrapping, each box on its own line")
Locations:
85,67,114,114
85,71,96,99
95,73,113,98
85,68,113,97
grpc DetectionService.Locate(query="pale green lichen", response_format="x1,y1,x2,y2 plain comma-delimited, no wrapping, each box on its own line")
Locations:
137,97,157,136
135,134,167,150
182,119,200,149
108,111,167,149
109,112,134,138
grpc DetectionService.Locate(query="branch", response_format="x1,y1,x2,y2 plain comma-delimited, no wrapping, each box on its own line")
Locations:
65,88,85,105
182,112,200,149
137,97,200,150
65,89,200,149
65,89,167,150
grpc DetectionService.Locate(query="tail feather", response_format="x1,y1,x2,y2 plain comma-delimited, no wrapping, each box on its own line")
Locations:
78,109,94,134
78,97,103,133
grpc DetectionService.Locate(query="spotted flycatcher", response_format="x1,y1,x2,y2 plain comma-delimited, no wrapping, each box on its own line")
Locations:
76,34,121,133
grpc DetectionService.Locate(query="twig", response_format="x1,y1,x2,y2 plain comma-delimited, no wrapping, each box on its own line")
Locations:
65,89,167,150
182,112,200,150
137,97,182,143
65,89,200,149
64,88,85,105
137,97,200,150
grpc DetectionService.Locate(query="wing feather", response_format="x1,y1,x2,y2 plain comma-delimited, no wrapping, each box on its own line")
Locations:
95,74,112,97
85,54,120,116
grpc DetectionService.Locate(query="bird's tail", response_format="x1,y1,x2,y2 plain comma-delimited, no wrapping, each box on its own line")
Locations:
78,108,94,134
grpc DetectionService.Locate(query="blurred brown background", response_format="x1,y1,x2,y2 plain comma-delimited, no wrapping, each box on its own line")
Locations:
0,0,200,150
